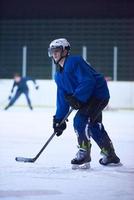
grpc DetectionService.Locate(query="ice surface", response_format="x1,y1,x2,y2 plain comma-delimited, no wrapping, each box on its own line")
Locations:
0,107,134,200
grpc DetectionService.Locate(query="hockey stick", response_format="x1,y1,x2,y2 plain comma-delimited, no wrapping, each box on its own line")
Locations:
15,107,74,163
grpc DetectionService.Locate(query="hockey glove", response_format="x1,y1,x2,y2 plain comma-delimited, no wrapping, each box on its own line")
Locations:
35,85,39,90
53,116,67,136
65,95,82,110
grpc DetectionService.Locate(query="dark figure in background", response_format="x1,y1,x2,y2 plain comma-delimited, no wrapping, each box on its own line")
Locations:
4,73,39,110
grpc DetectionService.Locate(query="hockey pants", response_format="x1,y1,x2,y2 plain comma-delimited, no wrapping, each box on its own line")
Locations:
73,97,115,154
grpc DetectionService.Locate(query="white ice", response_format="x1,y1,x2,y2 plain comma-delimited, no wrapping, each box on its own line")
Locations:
0,107,134,200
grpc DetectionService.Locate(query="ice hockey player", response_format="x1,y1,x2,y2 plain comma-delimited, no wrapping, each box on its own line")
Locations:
4,73,39,110
48,38,120,169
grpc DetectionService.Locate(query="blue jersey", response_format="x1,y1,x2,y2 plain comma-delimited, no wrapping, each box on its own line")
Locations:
55,55,110,119
11,77,36,93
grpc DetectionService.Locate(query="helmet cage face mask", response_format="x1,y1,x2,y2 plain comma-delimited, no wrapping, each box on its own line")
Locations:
48,46,63,57
48,38,70,58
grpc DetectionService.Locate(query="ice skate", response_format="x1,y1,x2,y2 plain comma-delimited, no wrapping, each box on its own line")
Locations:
99,148,120,166
99,154,120,166
71,148,91,170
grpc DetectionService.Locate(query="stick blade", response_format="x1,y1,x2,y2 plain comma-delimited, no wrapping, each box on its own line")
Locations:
15,157,34,163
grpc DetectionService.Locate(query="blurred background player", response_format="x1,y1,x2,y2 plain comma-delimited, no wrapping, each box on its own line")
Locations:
4,73,39,110
48,38,120,169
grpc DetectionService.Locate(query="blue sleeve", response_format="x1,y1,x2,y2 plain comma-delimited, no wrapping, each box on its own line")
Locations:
73,61,96,102
25,77,36,84
64,56,96,103
55,88,70,120
11,81,17,93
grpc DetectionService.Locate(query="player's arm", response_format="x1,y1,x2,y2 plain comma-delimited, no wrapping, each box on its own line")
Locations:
55,88,70,119
65,59,96,109
26,77,39,89
53,88,70,136
11,81,17,93
8,81,16,100
74,61,96,102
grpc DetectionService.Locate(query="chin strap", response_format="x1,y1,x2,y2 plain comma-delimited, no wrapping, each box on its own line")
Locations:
53,54,67,65
53,49,69,65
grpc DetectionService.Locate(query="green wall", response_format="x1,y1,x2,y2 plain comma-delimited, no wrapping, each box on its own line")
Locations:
0,19,134,80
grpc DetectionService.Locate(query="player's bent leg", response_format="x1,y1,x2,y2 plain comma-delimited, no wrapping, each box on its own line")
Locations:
4,92,21,110
71,140,91,169
99,145,120,166
89,122,120,166
71,140,91,170
72,113,91,169
25,91,33,110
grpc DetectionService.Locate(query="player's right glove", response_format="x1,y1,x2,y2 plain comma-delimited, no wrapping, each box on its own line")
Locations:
35,85,39,90
53,116,67,136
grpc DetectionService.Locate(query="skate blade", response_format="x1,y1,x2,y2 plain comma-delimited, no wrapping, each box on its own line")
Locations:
103,162,123,167
72,162,90,170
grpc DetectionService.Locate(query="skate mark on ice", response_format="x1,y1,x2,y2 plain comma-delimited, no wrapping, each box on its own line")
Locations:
92,164,134,176
115,166,134,174
100,164,134,175
23,166,94,180
0,190,61,198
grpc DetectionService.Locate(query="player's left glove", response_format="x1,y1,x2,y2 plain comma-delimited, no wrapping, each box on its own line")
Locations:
35,85,39,90
53,116,67,136
65,94,83,110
